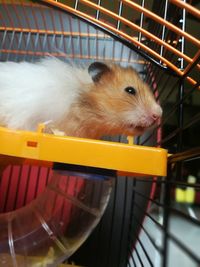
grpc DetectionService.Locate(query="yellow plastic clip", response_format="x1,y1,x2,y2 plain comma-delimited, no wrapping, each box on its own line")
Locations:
37,123,46,133
127,136,134,145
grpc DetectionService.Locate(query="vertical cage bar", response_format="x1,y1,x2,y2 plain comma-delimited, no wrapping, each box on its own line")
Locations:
3,166,13,212
49,8,59,50
74,0,79,10
106,177,118,267
29,2,42,59
87,24,91,59
129,248,137,267
159,0,169,62
13,166,23,211
138,0,145,44
58,11,67,54
117,176,128,267
126,178,136,266
78,19,83,59
96,0,101,20
10,1,25,61
176,1,186,180
117,1,123,30
27,12,36,61
162,170,171,267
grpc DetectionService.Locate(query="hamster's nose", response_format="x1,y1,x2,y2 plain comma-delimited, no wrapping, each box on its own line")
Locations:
151,113,159,121
151,105,162,121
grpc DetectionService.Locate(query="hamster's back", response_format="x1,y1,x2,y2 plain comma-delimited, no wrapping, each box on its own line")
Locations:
0,58,90,130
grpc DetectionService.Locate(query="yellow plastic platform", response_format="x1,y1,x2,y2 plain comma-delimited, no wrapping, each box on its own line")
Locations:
0,126,167,177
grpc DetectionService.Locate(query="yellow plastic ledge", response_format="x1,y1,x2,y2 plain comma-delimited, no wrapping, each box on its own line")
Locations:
0,126,167,176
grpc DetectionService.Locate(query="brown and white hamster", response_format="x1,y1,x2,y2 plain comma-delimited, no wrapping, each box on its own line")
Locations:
0,57,162,139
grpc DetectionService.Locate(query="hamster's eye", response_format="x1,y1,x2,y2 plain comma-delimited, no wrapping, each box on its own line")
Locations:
124,86,136,95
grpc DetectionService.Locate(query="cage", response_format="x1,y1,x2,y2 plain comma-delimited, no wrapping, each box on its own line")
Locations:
0,0,199,267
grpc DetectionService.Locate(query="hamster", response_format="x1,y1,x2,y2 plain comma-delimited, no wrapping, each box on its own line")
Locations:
0,57,162,139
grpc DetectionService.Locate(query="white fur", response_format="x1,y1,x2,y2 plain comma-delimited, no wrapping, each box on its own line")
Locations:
0,57,91,130
123,103,162,128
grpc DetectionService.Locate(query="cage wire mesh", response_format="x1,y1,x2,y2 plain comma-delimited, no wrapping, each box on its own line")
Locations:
0,0,200,267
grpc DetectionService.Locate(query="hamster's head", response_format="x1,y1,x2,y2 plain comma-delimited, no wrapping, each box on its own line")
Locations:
85,62,162,137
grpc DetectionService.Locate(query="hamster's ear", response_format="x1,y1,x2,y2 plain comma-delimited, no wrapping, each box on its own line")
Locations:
88,62,111,83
